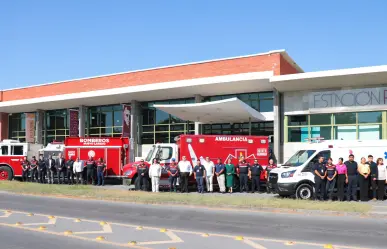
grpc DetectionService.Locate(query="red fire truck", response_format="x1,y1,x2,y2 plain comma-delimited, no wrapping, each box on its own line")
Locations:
0,140,43,181
64,137,129,178
122,135,270,190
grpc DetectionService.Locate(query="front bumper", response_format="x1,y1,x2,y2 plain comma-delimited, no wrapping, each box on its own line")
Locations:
270,182,297,195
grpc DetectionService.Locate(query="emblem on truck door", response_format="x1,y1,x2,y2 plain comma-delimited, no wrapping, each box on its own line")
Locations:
88,150,96,158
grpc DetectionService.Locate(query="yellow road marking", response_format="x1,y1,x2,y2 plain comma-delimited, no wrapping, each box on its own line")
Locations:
243,239,268,249
0,209,371,249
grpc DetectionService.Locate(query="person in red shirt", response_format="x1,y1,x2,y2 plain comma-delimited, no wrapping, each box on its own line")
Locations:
168,158,179,192
265,159,277,193
21,156,30,182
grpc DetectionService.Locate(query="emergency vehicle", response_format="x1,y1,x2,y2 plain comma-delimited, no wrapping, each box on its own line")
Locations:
122,135,270,190
0,140,43,181
39,141,65,159
64,137,129,178
269,138,387,200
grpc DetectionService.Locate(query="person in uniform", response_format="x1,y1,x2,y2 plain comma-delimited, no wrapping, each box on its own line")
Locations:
136,159,149,191
66,156,75,185
313,156,327,201
193,160,206,194
178,156,192,193
345,154,358,201
237,156,249,193
149,158,162,192
358,157,370,202
56,153,66,184
225,158,235,193
29,156,38,182
215,158,226,193
46,154,56,184
325,158,337,201
37,155,46,184
21,156,30,182
249,159,263,193
73,157,84,184
265,159,277,193
96,158,106,186
367,155,378,201
85,156,96,185
168,158,179,192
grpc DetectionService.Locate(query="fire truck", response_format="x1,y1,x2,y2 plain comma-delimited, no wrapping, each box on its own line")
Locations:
122,135,270,190
0,140,43,181
64,137,129,178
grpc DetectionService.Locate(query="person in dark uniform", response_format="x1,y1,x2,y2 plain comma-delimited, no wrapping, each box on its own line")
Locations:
325,158,337,201
21,156,30,182
249,159,263,193
136,159,149,191
46,154,56,184
366,155,378,201
266,159,277,193
29,156,38,182
37,155,46,184
345,154,358,201
168,158,179,192
313,156,327,200
237,156,250,193
96,158,106,186
193,160,206,194
85,157,96,185
56,153,66,184
66,156,75,185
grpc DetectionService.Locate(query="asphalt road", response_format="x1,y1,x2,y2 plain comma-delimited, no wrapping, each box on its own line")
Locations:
0,192,386,249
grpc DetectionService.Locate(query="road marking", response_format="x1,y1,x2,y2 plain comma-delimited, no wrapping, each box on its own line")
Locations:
23,217,57,226
0,212,12,218
74,223,112,235
137,230,183,245
243,239,268,249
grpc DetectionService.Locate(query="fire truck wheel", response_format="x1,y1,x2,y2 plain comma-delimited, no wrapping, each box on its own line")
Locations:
295,183,313,200
0,166,13,181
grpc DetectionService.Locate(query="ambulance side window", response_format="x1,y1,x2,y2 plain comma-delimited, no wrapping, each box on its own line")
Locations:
11,145,24,156
1,146,9,155
160,147,173,160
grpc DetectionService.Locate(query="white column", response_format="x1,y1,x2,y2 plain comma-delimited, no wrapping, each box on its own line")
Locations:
273,89,283,163
194,94,203,135
35,110,45,144
130,100,141,162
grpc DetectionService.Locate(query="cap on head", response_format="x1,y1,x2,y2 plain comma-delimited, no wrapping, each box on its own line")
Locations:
171,158,176,161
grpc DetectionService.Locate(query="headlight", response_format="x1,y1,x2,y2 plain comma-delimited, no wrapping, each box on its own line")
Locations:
124,170,132,176
281,170,296,178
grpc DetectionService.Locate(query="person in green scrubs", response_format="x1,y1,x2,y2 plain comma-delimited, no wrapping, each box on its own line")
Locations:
225,158,235,193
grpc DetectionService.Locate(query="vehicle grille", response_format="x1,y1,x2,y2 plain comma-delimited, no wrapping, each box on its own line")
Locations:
269,173,278,184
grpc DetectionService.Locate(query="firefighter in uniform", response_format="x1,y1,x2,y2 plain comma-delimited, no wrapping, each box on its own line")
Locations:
21,156,30,182
38,155,46,184
30,156,39,182
96,158,106,186
136,159,149,191
46,154,56,184
85,157,96,185
265,159,277,193
168,158,179,192
237,156,250,193
66,156,75,185
249,159,263,193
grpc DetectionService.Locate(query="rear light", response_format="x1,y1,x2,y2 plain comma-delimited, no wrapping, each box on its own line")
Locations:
248,139,253,144
328,145,333,148
186,138,192,143
260,139,266,144
199,138,205,143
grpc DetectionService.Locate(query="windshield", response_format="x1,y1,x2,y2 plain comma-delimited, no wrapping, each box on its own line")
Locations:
283,150,316,167
145,145,156,162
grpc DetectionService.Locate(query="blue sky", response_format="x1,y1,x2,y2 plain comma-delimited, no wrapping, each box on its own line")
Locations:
1,0,387,89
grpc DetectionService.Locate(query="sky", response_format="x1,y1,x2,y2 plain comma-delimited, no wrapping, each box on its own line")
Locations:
1,0,387,89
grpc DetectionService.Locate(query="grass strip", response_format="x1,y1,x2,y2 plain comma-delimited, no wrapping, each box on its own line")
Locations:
0,181,371,213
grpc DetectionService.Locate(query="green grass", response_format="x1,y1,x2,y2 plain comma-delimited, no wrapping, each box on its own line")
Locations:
0,181,371,213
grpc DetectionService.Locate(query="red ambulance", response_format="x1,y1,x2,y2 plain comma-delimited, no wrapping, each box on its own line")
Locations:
122,135,269,190
64,137,129,178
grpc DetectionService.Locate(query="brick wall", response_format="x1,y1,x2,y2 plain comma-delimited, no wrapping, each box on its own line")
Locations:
0,113,9,141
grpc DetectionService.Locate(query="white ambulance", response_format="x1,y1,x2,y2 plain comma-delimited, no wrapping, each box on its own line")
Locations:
269,138,387,199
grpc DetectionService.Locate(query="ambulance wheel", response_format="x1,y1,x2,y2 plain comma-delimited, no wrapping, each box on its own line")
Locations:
0,166,13,181
296,183,313,200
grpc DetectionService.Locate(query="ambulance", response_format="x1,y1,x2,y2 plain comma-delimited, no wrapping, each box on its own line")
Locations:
0,139,43,181
64,137,129,178
269,138,387,199
122,135,270,190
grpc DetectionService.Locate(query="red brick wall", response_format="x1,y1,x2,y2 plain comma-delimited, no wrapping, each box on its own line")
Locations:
279,54,300,75
2,53,284,102
0,113,9,141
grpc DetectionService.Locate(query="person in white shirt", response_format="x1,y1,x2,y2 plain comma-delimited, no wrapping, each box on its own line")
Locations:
376,158,387,200
178,156,192,193
73,158,84,185
149,158,162,192
203,156,215,192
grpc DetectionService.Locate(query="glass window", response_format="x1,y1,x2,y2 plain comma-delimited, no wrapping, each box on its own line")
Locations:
159,147,173,160
334,126,356,140
1,146,9,155
142,126,154,133
155,133,169,143
311,126,331,140
358,112,382,123
334,113,356,124
170,132,183,143
250,100,259,110
259,92,273,98
259,99,273,112
155,125,169,132
113,111,122,127
310,114,331,125
12,145,23,156
288,115,308,126
288,127,308,142
283,150,316,167
113,127,122,134
155,110,169,124
359,125,382,140
101,111,113,127
141,133,154,144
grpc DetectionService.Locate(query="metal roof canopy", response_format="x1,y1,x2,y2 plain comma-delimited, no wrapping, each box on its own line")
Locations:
153,97,266,124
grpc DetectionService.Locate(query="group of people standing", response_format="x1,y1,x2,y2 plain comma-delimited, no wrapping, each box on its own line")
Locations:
313,154,387,201
21,154,107,186
135,155,277,194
